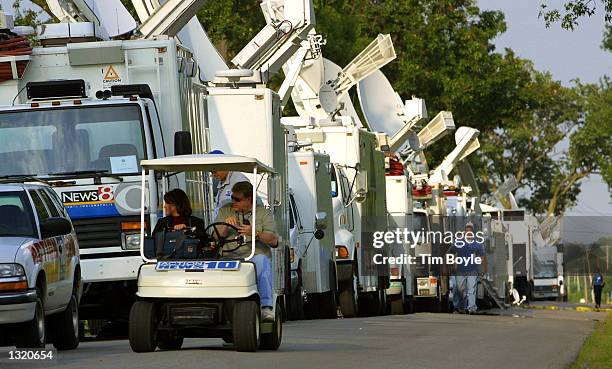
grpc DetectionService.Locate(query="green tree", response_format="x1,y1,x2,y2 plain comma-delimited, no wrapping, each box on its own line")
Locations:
539,0,612,30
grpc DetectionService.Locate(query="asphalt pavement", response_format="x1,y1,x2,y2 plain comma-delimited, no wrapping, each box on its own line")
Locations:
0,308,606,369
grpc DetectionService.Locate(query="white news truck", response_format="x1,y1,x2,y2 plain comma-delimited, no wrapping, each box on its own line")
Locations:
296,118,390,317
0,35,208,324
286,150,336,319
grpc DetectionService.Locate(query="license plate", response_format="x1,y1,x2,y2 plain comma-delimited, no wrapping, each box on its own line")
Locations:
155,260,240,271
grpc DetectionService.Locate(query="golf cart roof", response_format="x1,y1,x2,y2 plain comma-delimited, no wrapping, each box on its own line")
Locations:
140,154,276,173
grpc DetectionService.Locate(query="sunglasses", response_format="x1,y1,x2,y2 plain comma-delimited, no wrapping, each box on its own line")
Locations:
231,195,245,202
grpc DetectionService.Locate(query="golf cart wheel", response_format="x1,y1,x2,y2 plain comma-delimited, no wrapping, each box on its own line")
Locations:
15,288,45,348
260,302,282,350
129,301,158,352
157,330,183,350
389,294,405,315
232,301,260,352
51,295,80,350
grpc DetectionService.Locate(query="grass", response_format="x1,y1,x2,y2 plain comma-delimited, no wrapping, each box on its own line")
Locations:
571,312,612,369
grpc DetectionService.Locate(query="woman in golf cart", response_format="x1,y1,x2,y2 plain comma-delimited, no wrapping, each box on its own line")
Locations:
152,188,206,239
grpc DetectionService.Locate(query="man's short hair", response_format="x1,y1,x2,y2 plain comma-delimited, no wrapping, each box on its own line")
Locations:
232,181,253,199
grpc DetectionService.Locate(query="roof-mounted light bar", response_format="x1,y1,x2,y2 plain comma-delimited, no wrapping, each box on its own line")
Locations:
111,84,154,101
26,79,87,100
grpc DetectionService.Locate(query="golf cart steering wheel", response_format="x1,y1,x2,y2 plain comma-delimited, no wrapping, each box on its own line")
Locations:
205,222,246,254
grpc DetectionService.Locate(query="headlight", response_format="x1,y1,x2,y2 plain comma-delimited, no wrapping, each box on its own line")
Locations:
0,263,25,278
122,233,141,250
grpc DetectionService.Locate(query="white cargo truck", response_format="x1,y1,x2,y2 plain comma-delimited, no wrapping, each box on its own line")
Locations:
0,31,209,324
286,150,336,319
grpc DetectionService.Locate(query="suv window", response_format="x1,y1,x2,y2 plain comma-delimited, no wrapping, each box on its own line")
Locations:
0,191,37,238
38,189,61,217
29,190,50,221
44,189,69,218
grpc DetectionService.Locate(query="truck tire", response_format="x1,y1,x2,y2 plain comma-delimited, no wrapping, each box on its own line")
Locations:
232,301,260,352
389,294,404,315
319,263,338,319
157,330,183,350
51,295,79,350
15,288,45,348
405,295,415,314
260,301,282,350
338,263,358,317
128,301,157,352
288,269,304,320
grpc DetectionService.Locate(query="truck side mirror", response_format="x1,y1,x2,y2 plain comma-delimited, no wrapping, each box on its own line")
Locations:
174,131,192,156
315,212,327,230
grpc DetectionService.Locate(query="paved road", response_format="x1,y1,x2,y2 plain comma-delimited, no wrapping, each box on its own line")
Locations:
0,309,606,369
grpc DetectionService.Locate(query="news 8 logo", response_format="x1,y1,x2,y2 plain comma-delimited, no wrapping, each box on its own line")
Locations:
98,186,114,201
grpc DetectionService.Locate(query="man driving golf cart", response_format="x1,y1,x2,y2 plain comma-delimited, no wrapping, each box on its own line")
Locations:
215,181,278,322
130,154,284,353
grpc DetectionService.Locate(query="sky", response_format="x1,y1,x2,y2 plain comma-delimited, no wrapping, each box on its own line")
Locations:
478,0,612,217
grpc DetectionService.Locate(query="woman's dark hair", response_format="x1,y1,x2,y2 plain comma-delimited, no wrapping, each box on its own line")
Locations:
164,189,192,216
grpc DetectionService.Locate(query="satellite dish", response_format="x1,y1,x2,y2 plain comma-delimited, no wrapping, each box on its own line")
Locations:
319,84,339,114
357,69,407,136
322,58,364,127
75,0,137,38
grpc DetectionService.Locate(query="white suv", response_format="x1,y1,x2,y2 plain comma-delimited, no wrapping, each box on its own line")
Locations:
0,182,81,349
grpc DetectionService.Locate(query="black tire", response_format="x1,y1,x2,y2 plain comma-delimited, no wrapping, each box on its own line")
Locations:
318,263,338,319
338,264,358,317
128,301,157,352
389,294,405,315
15,288,45,348
232,301,259,352
260,302,282,350
157,330,183,350
51,295,79,350
287,269,304,320
222,334,234,344
404,295,415,314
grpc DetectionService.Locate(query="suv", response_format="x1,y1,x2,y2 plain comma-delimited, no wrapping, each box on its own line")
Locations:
0,182,81,349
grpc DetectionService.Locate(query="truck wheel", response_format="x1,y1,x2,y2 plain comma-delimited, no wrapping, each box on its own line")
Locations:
15,288,45,348
288,269,304,320
128,301,157,352
51,295,79,350
389,294,404,315
157,330,183,350
232,301,260,352
405,295,415,314
260,301,282,350
318,263,338,319
338,269,358,317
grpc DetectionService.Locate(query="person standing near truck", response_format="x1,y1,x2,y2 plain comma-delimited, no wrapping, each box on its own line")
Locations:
593,269,605,309
450,223,486,314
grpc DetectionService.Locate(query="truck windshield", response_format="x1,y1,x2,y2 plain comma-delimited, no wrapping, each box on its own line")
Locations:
0,191,37,238
0,105,146,177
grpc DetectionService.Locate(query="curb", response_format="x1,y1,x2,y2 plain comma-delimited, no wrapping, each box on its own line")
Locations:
526,305,612,312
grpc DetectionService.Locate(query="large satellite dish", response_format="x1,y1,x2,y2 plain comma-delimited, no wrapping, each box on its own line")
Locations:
357,69,406,136
322,58,363,127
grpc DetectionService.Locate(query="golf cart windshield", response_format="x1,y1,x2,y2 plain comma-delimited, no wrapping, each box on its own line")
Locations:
139,154,276,264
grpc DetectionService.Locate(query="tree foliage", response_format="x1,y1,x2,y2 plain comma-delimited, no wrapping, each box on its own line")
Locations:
539,0,612,30
196,0,610,215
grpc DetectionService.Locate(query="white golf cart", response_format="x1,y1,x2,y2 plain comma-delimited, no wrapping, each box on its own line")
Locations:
128,154,283,352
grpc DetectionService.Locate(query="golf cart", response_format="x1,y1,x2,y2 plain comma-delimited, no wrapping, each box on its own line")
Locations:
128,154,283,352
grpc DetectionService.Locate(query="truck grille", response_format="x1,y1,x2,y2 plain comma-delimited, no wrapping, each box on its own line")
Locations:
72,216,141,249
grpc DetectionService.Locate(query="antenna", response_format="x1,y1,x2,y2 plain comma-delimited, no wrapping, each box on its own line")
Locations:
329,34,395,100
138,0,208,38
428,126,479,185
416,111,455,151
